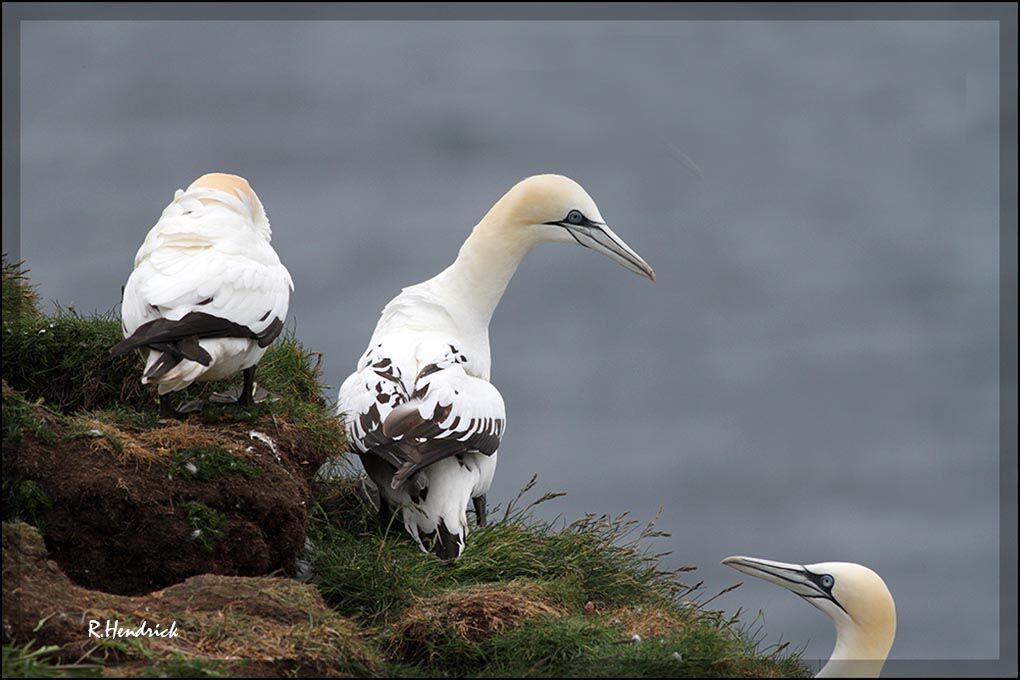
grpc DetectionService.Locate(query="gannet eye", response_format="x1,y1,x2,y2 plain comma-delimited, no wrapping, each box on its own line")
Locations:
566,210,584,225
820,574,835,589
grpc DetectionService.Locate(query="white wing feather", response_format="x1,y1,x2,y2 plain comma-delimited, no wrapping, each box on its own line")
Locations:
122,191,292,337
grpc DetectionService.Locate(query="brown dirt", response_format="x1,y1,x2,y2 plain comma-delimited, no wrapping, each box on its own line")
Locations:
2,522,380,677
386,581,565,663
2,397,331,595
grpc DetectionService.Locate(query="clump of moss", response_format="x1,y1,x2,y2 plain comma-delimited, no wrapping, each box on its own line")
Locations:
169,446,262,482
184,502,226,553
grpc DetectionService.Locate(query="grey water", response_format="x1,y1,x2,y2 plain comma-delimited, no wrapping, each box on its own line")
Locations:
15,20,1001,664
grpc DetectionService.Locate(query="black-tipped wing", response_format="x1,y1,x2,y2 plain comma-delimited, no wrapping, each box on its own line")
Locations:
110,311,282,360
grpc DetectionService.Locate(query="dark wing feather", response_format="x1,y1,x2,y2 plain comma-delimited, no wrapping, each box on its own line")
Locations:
383,359,505,490
110,311,281,357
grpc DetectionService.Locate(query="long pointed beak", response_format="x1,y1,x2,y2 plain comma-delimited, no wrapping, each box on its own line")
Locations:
569,222,655,282
722,556,820,598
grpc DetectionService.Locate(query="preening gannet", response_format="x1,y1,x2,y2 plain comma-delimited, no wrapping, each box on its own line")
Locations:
338,174,654,560
112,173,293,416
722,556,896,678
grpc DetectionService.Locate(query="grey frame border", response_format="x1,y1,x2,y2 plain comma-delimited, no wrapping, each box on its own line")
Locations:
2,3,1016,677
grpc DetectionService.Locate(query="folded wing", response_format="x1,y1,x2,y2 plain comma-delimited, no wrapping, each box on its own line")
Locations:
338,339,506,492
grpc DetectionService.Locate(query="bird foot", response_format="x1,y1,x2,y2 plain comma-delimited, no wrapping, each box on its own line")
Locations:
208,383,275,405
175,399,206,415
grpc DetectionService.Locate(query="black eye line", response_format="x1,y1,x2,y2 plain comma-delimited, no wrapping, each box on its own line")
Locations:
542,213,605,230
800,568,847,614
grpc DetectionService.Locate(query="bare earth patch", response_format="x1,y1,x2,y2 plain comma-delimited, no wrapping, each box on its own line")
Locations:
2,393,331,595
2,522,380,677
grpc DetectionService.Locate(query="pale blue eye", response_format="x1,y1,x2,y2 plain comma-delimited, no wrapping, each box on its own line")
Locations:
566,210,584,224
820,574,835,589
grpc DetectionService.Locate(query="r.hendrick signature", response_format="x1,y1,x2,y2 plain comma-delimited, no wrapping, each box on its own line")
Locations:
88,619,179,639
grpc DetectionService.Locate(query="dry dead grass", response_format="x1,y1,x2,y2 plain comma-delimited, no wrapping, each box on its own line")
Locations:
73,417,265,466
386,581,565,660
601,603,693,640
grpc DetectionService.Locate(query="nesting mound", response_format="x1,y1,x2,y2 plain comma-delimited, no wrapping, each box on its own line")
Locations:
387,582,565,663
2,522,380,677
2,386,331,595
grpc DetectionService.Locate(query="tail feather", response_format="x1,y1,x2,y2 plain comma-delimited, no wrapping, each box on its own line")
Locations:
143,351,182,381
419,518,464,561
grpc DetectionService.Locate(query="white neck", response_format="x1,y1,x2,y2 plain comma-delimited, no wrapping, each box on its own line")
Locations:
426,218,534,330
816,618,892,678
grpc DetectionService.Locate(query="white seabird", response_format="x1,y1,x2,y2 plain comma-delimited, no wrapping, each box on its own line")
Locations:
112,173,293,416
338,174,654,559
722,556,896,678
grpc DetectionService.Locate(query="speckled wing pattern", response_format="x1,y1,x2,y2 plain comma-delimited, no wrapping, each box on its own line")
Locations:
338,339,505,490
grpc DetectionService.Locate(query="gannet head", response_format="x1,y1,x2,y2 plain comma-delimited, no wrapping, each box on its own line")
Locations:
722,556,896,676
483,174,655,281
186,173,271,238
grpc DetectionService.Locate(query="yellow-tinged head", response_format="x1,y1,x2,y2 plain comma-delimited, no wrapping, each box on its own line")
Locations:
722,556,896,677
188,172,257,204
478,174,655,281
185,172,270,236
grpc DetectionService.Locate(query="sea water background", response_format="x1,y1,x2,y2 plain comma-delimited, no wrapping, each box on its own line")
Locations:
15,20,1001,665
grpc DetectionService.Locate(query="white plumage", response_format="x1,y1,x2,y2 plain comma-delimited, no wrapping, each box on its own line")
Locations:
338,174,653,559
115,173,293,412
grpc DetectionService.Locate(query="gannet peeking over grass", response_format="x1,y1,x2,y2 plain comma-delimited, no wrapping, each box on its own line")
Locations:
338,174,654,560
112,173,293,417
722,556,896,678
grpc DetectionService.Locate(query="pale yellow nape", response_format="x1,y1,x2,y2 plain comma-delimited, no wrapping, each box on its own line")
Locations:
188,173,260,205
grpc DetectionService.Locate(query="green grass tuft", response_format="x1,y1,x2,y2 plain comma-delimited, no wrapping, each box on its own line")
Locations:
2,256,42,324
184,501,227,553
309,475,683,626
2,308,149,413
139,655,226,678
2,477,53,529
2,387,58,445
169,446,262,482
0,642,103,678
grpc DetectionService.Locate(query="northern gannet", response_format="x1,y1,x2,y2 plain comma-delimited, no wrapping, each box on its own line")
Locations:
338,174,654,559
722,556,896,678
112,173,293,416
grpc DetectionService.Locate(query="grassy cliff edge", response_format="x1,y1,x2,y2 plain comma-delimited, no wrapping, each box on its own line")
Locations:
1,257,807,678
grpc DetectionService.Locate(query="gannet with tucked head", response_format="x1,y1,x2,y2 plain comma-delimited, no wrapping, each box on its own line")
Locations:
723,556,896,678
338,174,654,559
112,173,293,416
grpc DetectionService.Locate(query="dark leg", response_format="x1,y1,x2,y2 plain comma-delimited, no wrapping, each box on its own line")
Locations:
238,366,256,407
159,393,176,419
378,499,394,528
472,495,488,528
